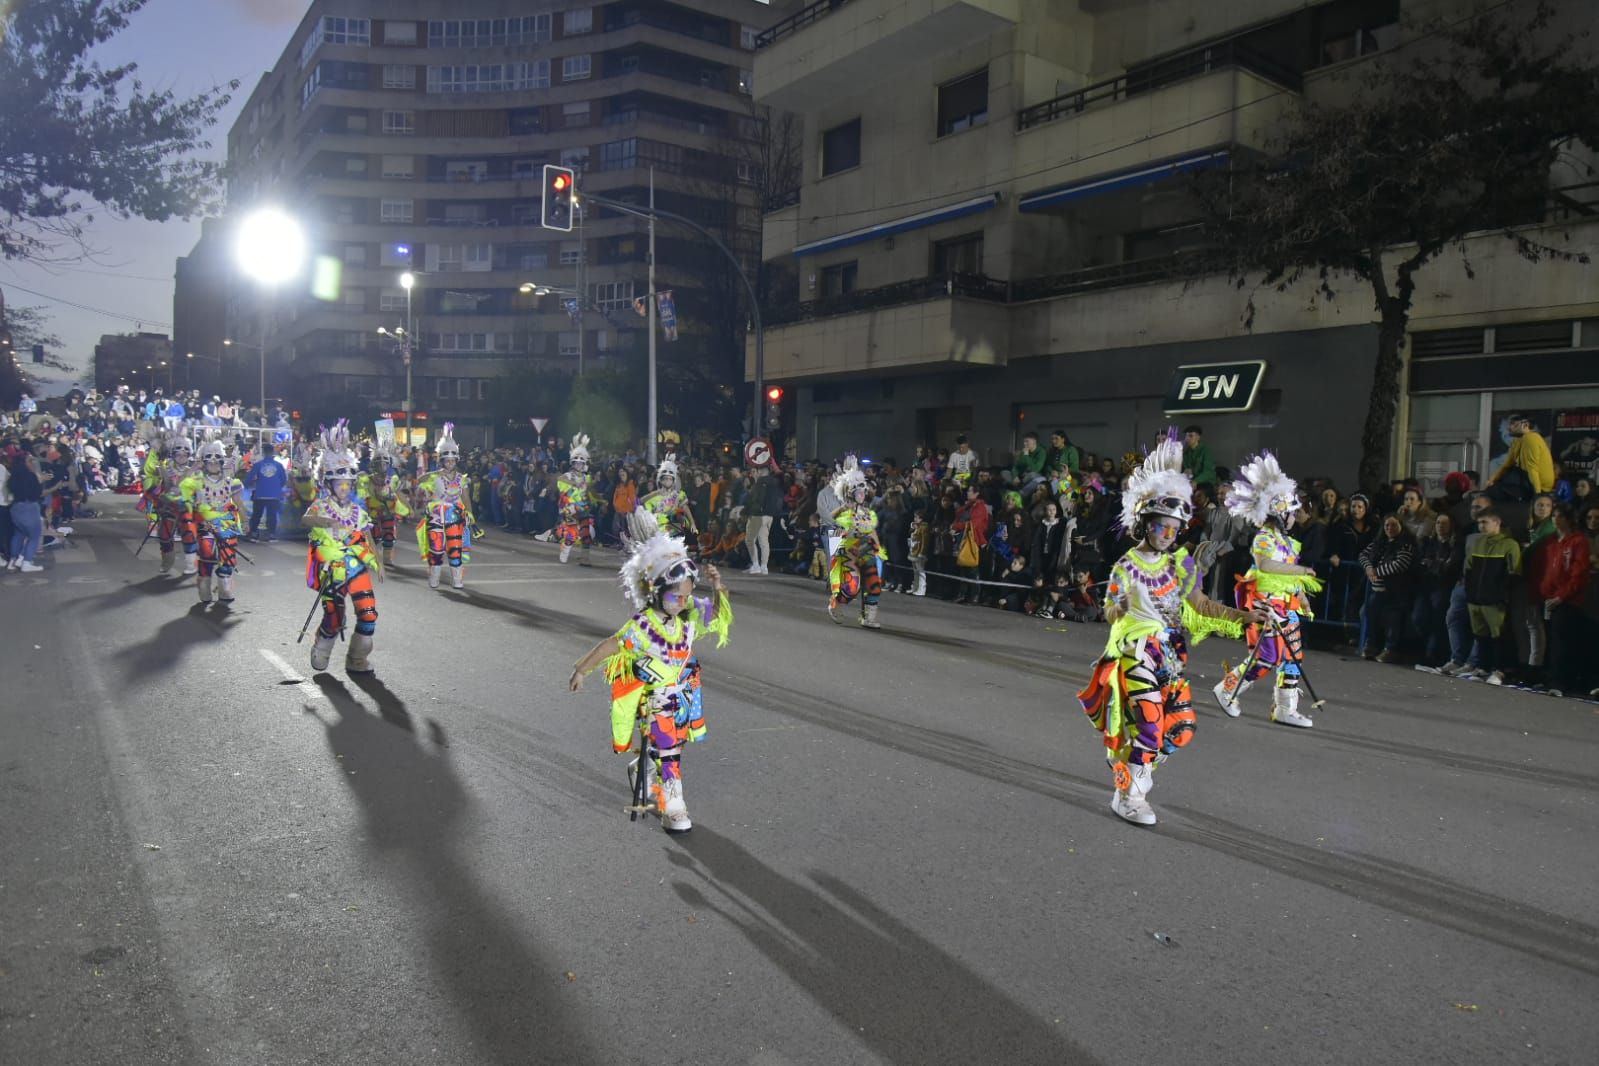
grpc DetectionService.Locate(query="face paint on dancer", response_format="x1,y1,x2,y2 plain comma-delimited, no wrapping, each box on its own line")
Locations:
332,479,353,503
1145,516,1181,551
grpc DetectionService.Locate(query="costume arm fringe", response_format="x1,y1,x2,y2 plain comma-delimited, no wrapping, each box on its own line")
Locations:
703,590,733,648
1183,600,1245,645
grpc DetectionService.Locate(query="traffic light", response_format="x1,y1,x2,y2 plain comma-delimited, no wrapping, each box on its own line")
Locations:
764,384,784,430
542,165,575,231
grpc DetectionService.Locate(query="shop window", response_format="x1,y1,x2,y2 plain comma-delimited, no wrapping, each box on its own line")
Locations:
821,118,860,177
819,261,857,298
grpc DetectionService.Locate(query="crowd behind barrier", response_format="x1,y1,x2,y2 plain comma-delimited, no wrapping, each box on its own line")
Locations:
4,395,1597,698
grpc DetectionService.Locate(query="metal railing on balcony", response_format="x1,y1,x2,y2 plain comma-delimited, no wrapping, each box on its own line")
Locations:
764,271,1007,327
1016,41,1301,131
754,0,855,50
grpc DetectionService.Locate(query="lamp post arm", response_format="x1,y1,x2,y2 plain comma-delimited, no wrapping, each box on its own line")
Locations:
579,191,764,438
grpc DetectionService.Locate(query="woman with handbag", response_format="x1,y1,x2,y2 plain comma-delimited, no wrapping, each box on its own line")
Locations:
952,484,990,605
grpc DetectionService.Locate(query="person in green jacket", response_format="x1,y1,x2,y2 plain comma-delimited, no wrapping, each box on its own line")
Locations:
1046,430,1080,481
1461,508,1522,685
1182,425,1217,490
1011,431,1047,488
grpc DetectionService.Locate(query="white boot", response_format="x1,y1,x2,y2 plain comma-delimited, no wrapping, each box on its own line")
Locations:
182,553,198,576
1212,671,1250,718
861,603,881,629
159,551,174,574
310,633,336,672
1110,762,1158,826
428,564,442,589
1271,686,1314,729
451,564,464,589
195,572,213,603
659,776,692,834
381,547,394,567
216,574,235,603
912,571,927,597
559,544,571,563
346,633,374,673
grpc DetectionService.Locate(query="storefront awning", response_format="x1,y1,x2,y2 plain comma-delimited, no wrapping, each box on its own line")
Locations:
793,193,1000,258
1018,149,1231,212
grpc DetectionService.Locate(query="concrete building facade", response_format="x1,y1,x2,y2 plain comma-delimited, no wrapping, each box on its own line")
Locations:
218,0,774,446
748,0,1599,490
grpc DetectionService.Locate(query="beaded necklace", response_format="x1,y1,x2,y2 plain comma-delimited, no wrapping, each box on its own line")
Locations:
317,492,364,530
629,607,696,664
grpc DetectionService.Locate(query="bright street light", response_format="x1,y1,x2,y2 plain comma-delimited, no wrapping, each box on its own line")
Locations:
233,207,308,285
400,272,415,291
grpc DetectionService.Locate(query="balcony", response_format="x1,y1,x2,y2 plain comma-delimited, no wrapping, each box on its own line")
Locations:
754,0,1020,112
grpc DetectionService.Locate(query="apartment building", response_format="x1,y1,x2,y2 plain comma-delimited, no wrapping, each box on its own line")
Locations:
750,0,1599,488
216,0,773,447
93,333,174,395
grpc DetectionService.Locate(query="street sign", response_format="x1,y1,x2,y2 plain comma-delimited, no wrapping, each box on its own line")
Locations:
531,417,549,434
1163,360,1267,414
744,436,774,469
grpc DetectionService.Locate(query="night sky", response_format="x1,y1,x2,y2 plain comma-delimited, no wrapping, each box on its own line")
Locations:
2,0,308,391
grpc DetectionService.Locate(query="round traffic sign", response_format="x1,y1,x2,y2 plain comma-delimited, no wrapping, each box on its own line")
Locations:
744,436,773,469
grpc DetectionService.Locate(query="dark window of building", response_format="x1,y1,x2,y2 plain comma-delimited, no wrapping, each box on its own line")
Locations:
931,232,984,275
821,118,861,177
819,261,858,298
508,107,545,135
937,68,988,137
1313,0,1400,67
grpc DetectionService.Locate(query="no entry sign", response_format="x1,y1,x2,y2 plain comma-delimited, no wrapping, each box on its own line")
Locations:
744,436,774,469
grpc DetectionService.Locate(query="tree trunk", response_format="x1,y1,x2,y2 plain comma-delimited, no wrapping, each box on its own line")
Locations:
1357,300,1410,495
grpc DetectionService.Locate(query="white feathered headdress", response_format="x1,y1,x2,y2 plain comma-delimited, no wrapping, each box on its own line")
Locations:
319,420,358,482
569,432,592,465
162,428,192,458
618,530,696,610
435,421,460,458
830,454,868,501
371,435,398,475
1119,428,1193,532
1225,451,1299,527
657,452,679,485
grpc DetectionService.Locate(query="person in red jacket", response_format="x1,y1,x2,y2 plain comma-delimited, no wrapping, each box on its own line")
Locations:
952,483,991,604
1540,503,1591,697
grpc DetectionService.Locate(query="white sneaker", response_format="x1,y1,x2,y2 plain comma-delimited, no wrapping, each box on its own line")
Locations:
17,561,44,573
1110,763,1157,826
54,525,73,536
1457,667,1485,681
428,565,441,589
1486,671,1505,687
1212,674,1248,718
4,558,18,571
659,777,692,834
451,567,464,590
1435,660,1467,676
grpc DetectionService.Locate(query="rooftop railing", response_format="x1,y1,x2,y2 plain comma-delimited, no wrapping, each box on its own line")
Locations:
754,0,855,51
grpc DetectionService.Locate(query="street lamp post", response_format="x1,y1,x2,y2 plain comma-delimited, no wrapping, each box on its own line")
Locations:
401,271,415,447
232,207,307,418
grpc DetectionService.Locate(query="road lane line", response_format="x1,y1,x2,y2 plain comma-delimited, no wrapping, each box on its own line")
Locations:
260,648,326,700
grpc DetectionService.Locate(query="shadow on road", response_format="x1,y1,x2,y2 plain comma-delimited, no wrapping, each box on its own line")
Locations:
309,674,599,1064
667,829,1098,1064
443,588,613,642
111,601,241,681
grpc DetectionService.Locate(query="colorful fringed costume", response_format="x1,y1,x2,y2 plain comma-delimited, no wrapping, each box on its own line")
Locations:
413,422,473,588
358,440,410,566
141,431,197,574
180,435,246,603
1212,452,1321,727
303,421,381,674
556,432,597,563
826,455,885,628
636,453,697,541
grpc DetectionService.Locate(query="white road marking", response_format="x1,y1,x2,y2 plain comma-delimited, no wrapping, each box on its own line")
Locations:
260,648,326,700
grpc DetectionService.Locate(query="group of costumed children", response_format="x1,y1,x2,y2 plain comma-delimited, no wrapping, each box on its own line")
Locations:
142,418,1321,835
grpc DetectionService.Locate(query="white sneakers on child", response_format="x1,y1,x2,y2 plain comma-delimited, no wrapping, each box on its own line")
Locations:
1110,762,1157,826
1271,687,1314,729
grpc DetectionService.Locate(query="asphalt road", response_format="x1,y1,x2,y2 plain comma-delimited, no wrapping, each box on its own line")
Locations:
2,497,1596,1066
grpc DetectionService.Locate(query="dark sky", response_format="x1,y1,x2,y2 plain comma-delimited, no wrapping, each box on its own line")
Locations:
2,0,309,391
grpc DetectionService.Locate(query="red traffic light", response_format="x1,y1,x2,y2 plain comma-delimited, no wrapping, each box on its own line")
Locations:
551,173,571,192
765,385,784,402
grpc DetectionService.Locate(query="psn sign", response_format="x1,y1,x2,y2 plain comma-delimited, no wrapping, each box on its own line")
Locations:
1164,360,1267,414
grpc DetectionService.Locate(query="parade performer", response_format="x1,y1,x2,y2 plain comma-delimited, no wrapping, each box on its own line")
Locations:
412,422,475,589
357,440,411,567
568,532,731,834
180,435,246,604
555,433,598,566
825,455,886,629
1211,452,1321,728
635,452,698,543
302,421,381,674
289,439,320,514
1077,431,1264,826
140,429,198,575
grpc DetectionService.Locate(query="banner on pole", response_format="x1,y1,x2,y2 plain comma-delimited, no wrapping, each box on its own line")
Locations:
562,298,582,326
658,290,678,342
374,418,395,445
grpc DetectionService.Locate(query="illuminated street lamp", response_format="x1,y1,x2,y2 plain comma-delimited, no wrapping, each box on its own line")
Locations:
233,207,308,415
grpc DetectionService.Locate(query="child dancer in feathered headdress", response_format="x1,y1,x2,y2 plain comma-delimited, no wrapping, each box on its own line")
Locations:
569,532,731,834
301,420,383,675
1077,430,1266,827
1211,452,1321,728
825,454,886,628
412,421,475,589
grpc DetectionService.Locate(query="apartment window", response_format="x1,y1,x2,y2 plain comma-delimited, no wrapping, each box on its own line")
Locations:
564,8,593,35
432,332,490,352
932,232,984,275
821,118,861,176
435,378,450,398
560,146,590,170
558,331,581,356
343,287,367,308
380,242,412,267
740,25,759,50
738,70,754,95
428,16,549,47
476,379,490,400
443,203,486,225
347,112,368,132
618,55,640,75
380,198,414,223
446,160,488,183
559,242,583,266
937,68,988,137
381,154,414,179
382,110,415,135
563,101,592,128
562,54,592,81
518,249,549,269
382,64,416,89
380,288,408,312
323,17,370,46
819,261,858,298
344,156,367,174
736,160,758,185
509,108,546,135
511,158,539,180
590,280,635,312
383,21,418,45
456,378,472,399
344,244,368,266
511,202,539,224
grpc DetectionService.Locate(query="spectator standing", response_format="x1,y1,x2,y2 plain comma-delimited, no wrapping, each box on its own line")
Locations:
1359,514,1417,662
1462,508,1522,685
244,444,287,541
1181,425,1217,491
1486,413,1556,502
0,452,11,564
1397,487,1436,543
879,485,909,590
946,435,978,486
1518,493,1558,682
951,484,991,604
5,452,46,572
1413,513,1465,668
1539,503,1590,697
743,467,779,574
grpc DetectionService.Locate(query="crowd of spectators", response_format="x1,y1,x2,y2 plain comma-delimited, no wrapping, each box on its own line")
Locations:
6,391,1598,700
